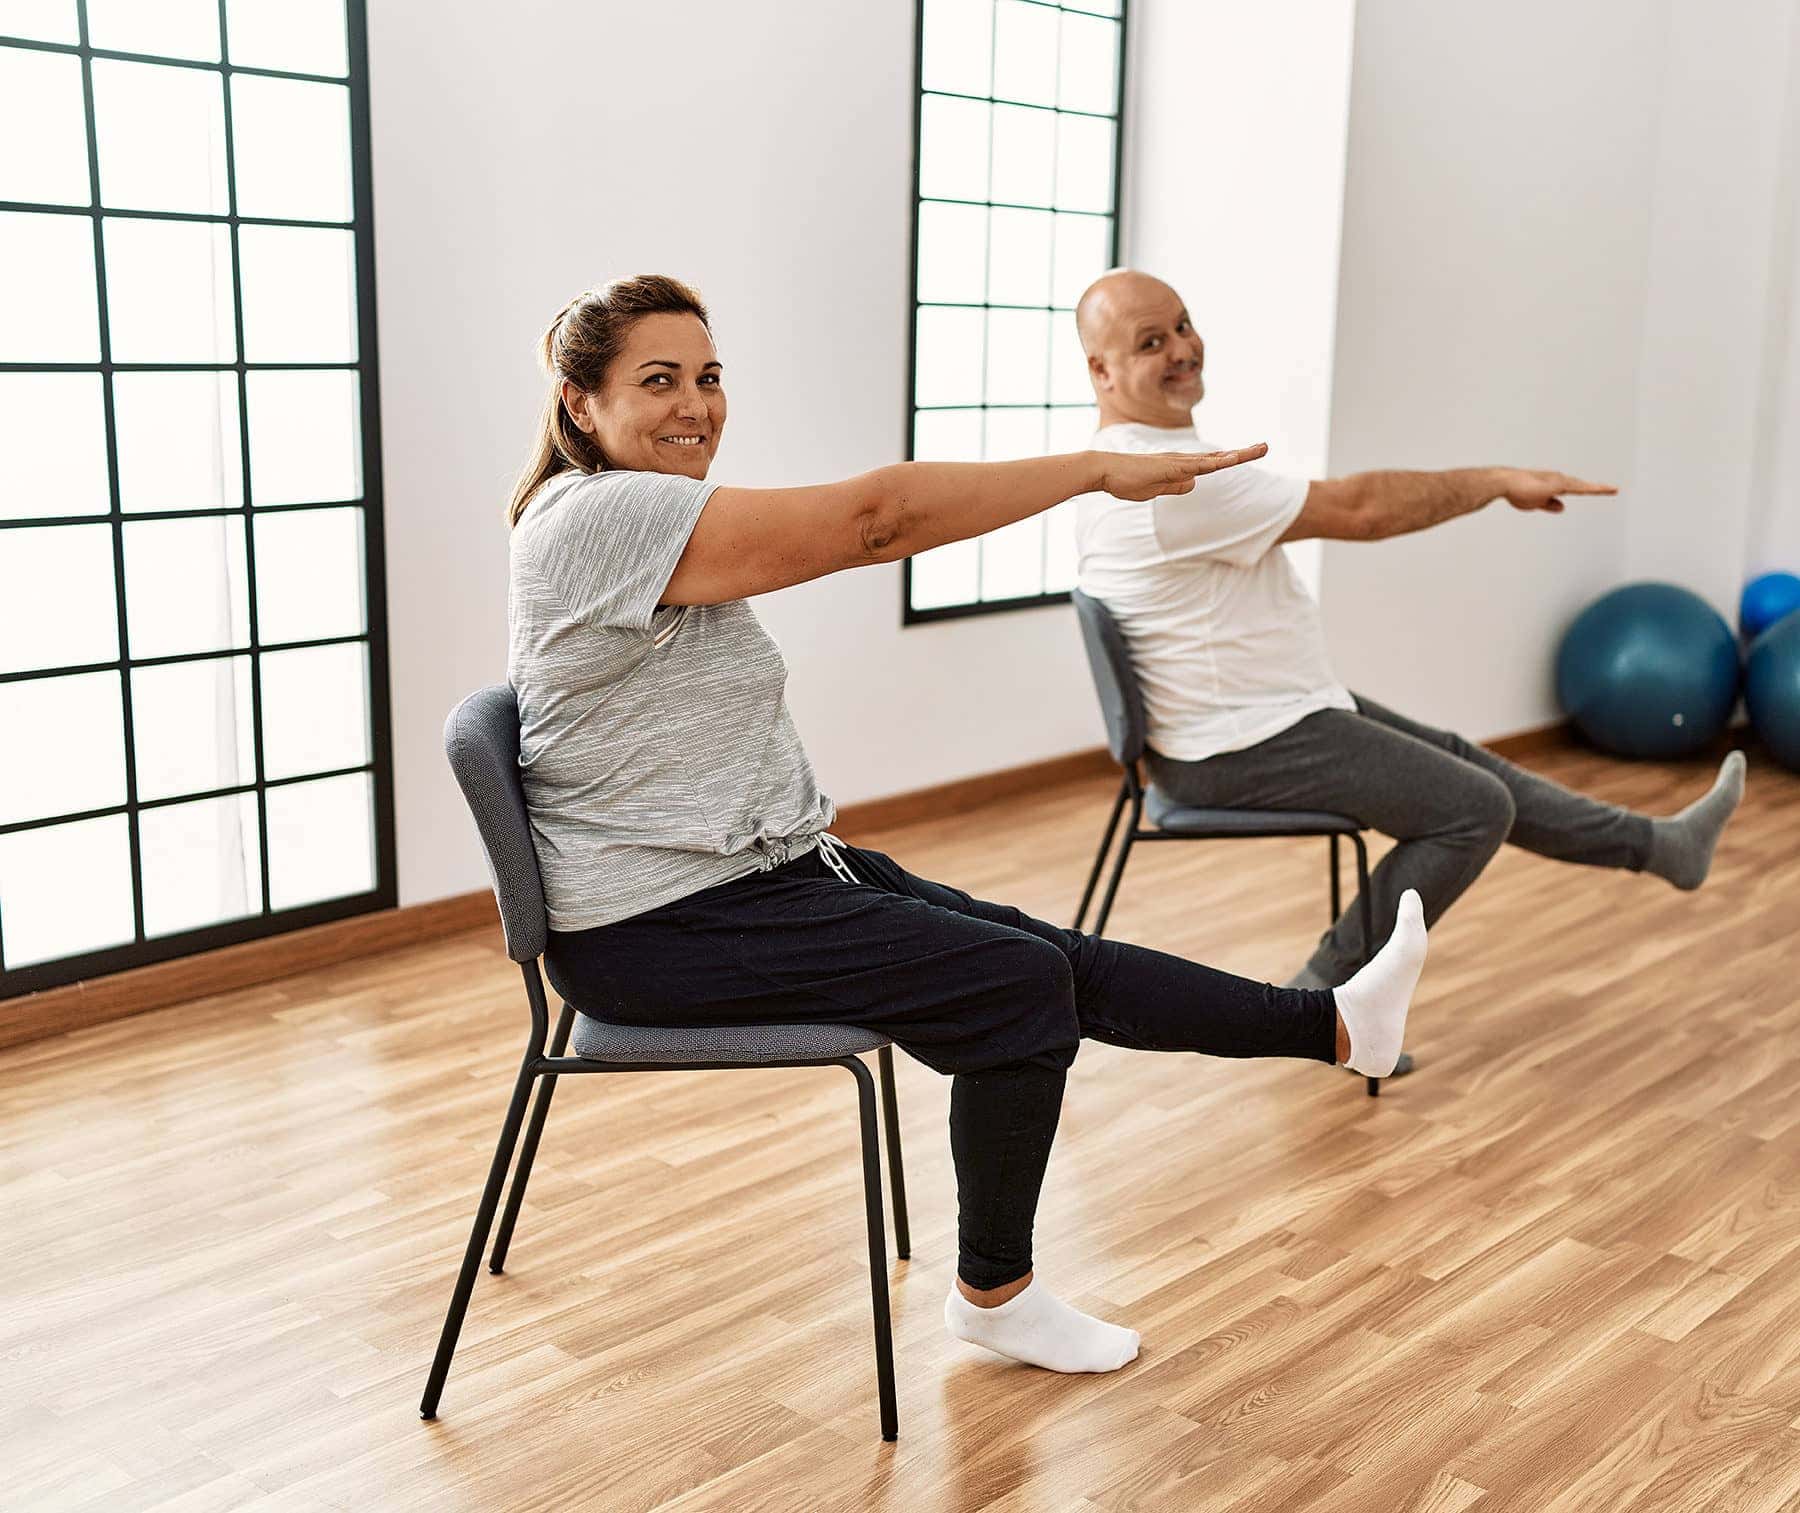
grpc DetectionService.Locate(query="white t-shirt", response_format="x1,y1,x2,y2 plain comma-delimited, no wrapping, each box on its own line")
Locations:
1075,421,1353,762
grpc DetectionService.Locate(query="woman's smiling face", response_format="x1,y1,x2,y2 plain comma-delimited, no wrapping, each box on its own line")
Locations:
564,310,726,479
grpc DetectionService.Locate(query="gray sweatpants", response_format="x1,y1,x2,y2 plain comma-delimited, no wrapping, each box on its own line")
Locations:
1145,694,1655,985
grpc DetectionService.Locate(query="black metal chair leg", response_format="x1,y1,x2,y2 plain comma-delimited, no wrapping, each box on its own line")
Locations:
1073,776,1131,930
1328,833,1342,921
1090,789,1144,938
1351,834,1380,1099
420,1052,540,1419
877,1045,910,1261
1091,832,1136,938
489,1002,574,1274
843,1056,899,1441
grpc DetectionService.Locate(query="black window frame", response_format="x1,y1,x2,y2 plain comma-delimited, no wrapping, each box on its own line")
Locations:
901,0,1131,627
0,0,396,999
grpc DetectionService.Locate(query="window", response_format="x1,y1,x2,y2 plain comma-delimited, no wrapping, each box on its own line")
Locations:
904,0,1128,623
0,0,394,997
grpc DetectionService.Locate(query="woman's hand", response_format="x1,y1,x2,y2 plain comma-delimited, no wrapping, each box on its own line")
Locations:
1093,444,1269,502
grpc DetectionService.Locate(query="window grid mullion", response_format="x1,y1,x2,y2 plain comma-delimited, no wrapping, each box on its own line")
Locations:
922,86,1114,123
0,763,378,839
918,300,1077,313
74,0,147,949
216,0,275,917
907,0,1125,623
0,362,360,375
0,31,347,86
975,0,1002,602
1109,0,1129,268
1038,8,1067,598
916,401,1096,412
0,496,366,530
1008,0,1118,15
922,194,1112,218
0,197,353,231
0,631,371,686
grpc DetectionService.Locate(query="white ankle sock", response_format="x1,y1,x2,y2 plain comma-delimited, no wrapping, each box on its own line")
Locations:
1333,888,1427,1078
944,1280,1140,1373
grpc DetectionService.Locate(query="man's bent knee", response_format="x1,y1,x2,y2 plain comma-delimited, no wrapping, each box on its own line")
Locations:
1463,773,1515,849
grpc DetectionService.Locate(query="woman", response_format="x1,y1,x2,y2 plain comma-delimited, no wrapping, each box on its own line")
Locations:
508,274,1425,1374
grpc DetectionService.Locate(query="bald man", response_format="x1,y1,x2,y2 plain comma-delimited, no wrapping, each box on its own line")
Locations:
1072,270,1745,1069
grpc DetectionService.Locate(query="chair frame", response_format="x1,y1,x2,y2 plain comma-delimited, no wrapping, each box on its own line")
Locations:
419,957,912,1441
1072,759,1382,1100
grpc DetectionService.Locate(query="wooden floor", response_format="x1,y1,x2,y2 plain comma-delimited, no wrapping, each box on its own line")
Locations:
6,741,1800,1511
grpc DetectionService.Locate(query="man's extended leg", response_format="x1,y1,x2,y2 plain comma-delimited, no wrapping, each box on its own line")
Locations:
1146,709,1517,986
1353,695,1744,889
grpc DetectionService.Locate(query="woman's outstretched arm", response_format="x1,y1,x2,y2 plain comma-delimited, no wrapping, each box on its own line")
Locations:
661,445,1266,606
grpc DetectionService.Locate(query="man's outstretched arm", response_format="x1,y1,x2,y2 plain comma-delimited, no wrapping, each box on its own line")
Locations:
1279,467,1617,544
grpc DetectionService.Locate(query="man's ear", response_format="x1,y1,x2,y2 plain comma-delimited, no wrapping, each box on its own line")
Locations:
1087,353,1111,394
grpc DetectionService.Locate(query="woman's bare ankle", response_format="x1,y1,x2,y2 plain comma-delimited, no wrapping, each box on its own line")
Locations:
957,1270,1034,1309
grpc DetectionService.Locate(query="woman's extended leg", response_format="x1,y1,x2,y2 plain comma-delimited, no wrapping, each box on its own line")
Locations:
833,842,1422,1074
547,844,1423,1373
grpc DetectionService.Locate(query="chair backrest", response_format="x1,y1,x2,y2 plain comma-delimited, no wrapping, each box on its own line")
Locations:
1070,588,1148,768
444,684,546,963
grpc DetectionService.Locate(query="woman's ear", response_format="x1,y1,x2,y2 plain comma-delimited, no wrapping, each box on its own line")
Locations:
560,379,594,436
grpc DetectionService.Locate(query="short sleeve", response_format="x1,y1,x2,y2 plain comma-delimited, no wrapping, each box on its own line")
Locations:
519,470,719,631
1149,463,1308,568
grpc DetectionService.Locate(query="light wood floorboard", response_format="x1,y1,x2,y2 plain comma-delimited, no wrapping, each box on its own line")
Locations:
5,742,1799,1510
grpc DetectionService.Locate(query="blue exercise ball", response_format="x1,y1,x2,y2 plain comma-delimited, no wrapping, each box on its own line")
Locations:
1747,613,1800,771
1740,571,1800,641
1556,582,1740,759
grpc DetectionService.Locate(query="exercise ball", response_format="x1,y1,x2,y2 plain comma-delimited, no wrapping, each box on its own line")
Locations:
1555,582,1739,759
1740,571,1800,641
1746,613,1800,771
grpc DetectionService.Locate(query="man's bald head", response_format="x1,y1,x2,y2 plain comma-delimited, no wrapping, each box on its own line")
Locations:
1075,269,1181,355
1074,269,1206,429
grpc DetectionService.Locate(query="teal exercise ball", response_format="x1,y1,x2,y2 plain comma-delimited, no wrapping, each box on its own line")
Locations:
1746,614,1800,771
1741,571,1800,641
1555,583,1740,759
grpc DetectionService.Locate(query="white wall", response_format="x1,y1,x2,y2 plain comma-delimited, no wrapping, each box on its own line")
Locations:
1124,0,1679,744
1318,0,1666,740
1627,0,1800,609
1748,2,1800,577
366,1,1101,906
1123,0,1359,602
1315,0,1800,735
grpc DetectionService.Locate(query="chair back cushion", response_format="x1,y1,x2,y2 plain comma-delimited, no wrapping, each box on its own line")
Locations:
444,684,547,962
1070,589,1148,766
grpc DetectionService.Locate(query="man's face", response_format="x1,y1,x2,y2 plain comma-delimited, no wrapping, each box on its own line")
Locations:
1087,279,1206,426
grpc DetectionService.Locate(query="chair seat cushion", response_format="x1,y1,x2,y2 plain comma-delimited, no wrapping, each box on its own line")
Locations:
1144,787,1362,838
570,1013,889,1065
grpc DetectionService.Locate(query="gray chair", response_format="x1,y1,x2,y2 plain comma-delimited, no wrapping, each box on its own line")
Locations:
421,684,910,1440
1068,590,1384,1098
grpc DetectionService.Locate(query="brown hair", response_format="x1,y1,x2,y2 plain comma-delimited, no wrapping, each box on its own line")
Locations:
507,273,712,526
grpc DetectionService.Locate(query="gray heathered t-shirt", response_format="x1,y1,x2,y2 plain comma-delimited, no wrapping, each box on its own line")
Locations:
507,467,834,930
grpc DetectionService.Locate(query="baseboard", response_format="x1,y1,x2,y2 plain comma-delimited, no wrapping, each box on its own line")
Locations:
0,720,1576,1054
1485,719,1576,761
0,890,498,1053
831,746,1116,837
